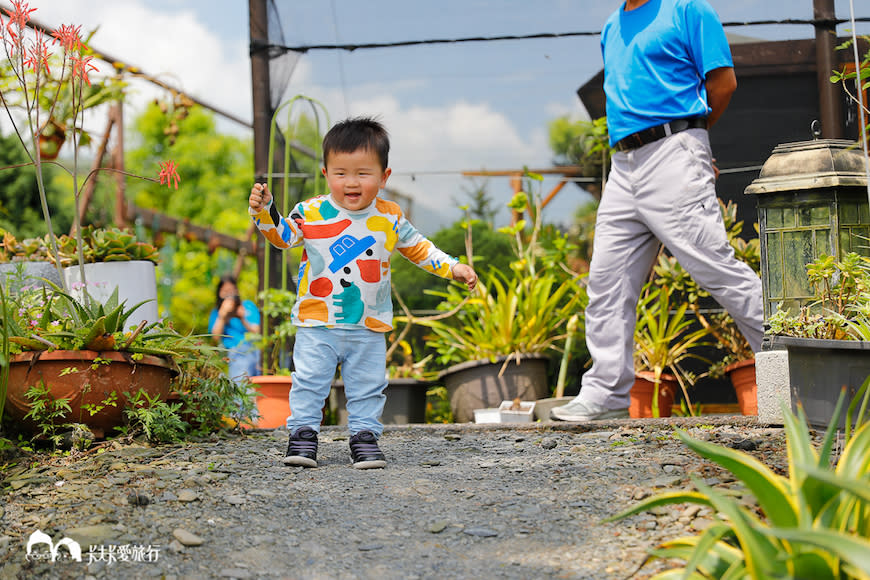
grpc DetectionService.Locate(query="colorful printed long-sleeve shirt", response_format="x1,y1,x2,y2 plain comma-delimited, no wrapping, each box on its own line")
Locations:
250,194,458,332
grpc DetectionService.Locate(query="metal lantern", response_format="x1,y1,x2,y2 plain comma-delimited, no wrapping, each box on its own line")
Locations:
745,139,870,319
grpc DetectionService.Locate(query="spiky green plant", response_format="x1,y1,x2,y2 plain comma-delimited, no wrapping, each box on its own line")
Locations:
607,377,870,579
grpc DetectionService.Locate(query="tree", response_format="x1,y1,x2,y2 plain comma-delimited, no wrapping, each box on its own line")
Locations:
548,115,611,198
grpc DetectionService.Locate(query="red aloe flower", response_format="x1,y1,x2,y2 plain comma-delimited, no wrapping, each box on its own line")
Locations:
71,53,98,86
6,0,35,31
158,160,181,190
51,24,82,52
23,29,52,74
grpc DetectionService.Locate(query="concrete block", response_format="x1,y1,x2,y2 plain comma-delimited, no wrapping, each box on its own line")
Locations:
756,350,790,425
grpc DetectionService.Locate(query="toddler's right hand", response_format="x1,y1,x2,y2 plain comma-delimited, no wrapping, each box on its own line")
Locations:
249,183,272,212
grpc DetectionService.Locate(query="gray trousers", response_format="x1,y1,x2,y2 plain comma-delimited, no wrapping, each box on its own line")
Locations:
579,128,764,410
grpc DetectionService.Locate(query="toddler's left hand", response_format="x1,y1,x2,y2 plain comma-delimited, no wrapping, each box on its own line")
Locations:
452,264,478,291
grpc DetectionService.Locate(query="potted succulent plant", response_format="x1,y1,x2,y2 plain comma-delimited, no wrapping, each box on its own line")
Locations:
3,281,204,438
652,200,761,415
633,284,711,418
0,231,61,290
406,186,587,422
767,252,870,428
54,226,161,329
0,4,187,441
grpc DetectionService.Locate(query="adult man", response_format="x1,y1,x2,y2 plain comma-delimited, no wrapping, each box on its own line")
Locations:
551,0,763,422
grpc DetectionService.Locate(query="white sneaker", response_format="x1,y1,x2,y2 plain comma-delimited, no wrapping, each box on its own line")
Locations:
550,398,629,422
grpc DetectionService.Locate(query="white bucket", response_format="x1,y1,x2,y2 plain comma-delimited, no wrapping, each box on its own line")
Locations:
62,261,159,330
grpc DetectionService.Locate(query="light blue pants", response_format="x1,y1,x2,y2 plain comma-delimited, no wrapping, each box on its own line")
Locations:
579,128,764,410
289,326,387,436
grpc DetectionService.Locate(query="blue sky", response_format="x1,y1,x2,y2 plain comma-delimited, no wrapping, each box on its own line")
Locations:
23,1,870,233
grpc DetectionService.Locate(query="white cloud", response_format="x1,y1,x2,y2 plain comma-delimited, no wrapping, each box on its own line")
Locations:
25,0,252,131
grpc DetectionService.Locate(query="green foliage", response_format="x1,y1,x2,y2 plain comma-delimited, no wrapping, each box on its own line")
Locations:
391,220,514,312
634,285,712,417
832,36,870,141
769,252,870,340
23,382,73,448
0,132,69,237
177,373,258,435
425,385,453,424
6,282,211,360
407,186,587,367
121,104,258,336
123,389,186,443
0,278,9,421
607,380,870,579
126,104,253,231
548,116,611,196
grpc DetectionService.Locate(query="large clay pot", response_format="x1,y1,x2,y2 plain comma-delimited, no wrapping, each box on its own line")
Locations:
247,375,292,429
438,355,549,423
7,350,176,438
630,371,677,418
725,359,757,416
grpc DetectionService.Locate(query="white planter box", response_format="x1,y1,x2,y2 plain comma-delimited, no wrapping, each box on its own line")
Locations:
473,408,501,424
62,261,159,330
498,400,536,423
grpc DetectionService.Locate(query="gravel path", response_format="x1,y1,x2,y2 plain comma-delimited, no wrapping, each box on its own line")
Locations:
0,416,786,579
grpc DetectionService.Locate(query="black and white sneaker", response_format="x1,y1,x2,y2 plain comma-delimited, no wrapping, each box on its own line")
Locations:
349,430,386,470
283,427,318,467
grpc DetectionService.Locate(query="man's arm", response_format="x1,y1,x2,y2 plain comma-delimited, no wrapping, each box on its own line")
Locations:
705,66,737,129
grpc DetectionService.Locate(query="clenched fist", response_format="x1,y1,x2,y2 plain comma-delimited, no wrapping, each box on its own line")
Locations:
249,183,272,212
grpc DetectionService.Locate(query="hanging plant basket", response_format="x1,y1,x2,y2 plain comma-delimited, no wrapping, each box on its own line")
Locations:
38,118,67,160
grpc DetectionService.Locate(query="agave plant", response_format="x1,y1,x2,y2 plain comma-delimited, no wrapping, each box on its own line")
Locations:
7,282,202,359
607,378,870,579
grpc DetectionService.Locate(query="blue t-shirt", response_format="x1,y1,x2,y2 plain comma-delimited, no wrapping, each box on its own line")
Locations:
601,0,733,145
208,299,260,350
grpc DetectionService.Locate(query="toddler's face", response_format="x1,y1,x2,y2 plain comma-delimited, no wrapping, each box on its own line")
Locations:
322,148,390,211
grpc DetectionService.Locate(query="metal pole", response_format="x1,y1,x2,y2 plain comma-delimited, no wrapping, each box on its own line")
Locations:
814,0,844,138
249,0,272,301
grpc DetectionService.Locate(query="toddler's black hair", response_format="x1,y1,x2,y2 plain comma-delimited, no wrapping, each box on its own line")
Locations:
322,116,389,170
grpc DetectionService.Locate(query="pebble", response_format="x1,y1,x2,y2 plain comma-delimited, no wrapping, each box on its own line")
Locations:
0,417,785,579
172,528,204,547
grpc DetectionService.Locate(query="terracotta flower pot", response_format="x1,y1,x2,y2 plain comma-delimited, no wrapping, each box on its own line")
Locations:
247,375,292,429
630,371,677,418
7,350,176,438
725,358,757,416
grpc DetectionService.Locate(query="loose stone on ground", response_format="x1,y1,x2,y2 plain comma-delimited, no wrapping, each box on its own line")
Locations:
0,417,785,579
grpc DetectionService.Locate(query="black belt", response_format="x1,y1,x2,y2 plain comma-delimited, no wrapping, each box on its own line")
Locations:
614,116,708,152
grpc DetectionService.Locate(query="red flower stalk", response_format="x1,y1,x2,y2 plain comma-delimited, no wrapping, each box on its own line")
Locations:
5,0,35,33
51,24,83,53
23,28,51,74
158,160,181,190
71,53,97,86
